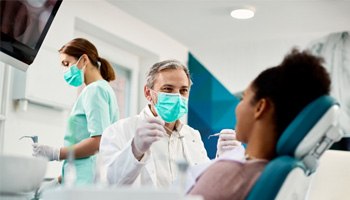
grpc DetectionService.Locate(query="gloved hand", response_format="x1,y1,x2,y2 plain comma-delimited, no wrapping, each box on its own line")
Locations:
216,129,241,158
132,117,166,160
32,143,60,161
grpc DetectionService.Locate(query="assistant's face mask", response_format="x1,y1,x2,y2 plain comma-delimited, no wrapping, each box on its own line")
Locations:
150,90,189,123
64,56,84,87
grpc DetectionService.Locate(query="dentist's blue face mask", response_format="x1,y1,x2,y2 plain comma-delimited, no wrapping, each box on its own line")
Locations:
151,90,188,123
64,56,84,87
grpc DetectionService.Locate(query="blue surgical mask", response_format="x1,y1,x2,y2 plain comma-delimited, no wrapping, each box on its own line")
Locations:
152,91,188,123
64,56,84,87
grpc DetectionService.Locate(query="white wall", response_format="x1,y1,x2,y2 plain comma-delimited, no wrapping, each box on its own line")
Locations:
308,150,350,200
1,0,188,178
191,32,334,93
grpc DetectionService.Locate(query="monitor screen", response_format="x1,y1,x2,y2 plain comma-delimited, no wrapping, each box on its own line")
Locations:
0,0,62,71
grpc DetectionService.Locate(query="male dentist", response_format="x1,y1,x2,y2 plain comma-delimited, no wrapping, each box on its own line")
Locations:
100,60,238,188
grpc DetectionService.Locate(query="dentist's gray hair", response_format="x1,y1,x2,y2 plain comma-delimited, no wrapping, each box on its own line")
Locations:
146,59,192,89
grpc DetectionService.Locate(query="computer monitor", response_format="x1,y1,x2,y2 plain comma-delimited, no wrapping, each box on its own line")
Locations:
0,0,62,71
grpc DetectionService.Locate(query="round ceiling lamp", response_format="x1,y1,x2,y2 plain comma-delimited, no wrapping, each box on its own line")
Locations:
230,8,255,19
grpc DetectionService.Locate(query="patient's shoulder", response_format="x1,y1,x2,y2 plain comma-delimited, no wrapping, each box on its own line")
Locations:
207,159,267,177
189,159,268,200
242,159,269,170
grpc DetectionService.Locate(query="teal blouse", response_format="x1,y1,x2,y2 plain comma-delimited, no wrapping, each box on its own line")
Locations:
62,80,118,186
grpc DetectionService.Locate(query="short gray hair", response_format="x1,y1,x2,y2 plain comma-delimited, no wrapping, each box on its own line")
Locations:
146,60,192,89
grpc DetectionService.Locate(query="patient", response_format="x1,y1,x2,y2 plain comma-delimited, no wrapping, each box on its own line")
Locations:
188,48,331,200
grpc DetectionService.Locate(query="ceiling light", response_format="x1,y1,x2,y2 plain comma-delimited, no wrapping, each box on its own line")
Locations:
230,8,255,19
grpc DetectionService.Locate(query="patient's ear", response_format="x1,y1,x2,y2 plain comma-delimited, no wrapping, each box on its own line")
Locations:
254,98,271,119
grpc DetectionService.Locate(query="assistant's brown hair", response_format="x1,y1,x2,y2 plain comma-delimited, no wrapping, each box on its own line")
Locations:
59,38,116,82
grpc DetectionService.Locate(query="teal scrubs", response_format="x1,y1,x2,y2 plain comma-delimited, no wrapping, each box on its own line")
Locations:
62,80,119,186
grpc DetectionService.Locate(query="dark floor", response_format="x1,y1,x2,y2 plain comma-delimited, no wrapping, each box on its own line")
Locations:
330,137,350,151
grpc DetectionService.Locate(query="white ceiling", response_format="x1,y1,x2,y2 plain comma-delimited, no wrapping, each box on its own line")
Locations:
109,0,350,47
108,0,350,91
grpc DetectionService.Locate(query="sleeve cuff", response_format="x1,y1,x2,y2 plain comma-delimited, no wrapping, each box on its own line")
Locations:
128,142,150,165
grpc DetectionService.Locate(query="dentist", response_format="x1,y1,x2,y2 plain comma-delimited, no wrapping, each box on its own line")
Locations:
32,38,119,186
100,60,233,188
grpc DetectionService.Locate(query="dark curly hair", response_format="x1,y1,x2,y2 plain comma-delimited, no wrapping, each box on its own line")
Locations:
251,48,331,135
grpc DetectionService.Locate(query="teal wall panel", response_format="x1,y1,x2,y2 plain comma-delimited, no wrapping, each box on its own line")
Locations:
188,53,240,159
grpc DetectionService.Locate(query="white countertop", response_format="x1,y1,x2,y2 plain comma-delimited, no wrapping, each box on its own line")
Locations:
42,186,203,200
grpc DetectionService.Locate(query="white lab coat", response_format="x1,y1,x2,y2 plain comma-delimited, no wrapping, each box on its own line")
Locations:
100,105,210,187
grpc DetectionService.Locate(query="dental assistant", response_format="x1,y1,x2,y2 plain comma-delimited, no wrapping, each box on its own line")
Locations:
32,38,119,185
100,60,211,188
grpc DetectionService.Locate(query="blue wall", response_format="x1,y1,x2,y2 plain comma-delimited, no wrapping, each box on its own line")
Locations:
188,53,240,159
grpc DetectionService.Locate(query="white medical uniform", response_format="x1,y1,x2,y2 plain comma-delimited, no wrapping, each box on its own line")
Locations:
100,105,210,188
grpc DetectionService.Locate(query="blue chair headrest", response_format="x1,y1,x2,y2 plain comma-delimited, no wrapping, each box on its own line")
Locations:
277,95,338,156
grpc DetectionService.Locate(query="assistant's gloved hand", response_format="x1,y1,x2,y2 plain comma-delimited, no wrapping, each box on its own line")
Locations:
132,117,166,160
216,129,241,158
32,143,60,161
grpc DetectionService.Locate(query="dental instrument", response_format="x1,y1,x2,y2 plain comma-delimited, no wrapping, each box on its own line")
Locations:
208,133,220,139
19,135,38,143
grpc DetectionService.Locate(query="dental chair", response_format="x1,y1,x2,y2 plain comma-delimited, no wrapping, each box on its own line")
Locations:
247,95,344,200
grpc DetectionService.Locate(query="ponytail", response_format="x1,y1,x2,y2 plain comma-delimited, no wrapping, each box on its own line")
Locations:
60,38,116,82
98,57,116,82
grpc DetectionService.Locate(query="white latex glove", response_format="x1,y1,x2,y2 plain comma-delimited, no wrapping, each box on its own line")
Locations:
216,129,241,158
132,117,166,159
32,143,60,161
